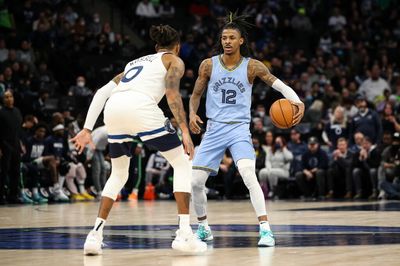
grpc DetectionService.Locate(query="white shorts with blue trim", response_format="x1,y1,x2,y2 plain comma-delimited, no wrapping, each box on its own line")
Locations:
192,120,255,175
104,90,181,158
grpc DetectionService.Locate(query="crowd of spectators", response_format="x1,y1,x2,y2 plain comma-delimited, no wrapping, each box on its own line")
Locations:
0,0,399,204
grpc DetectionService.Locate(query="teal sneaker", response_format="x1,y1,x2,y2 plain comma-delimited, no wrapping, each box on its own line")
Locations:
196,224,213,241
258,229,275,247
32,193,48,204
20,191,33,204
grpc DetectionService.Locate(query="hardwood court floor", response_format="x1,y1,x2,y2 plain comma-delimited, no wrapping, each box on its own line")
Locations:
0,200,399,266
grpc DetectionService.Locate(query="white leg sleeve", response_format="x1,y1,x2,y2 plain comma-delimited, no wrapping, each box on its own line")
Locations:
101,156,130,200
191,169,209,218
160,145,191,193
237,159,267,217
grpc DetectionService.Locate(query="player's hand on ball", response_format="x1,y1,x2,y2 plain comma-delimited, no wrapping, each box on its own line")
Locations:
70,128,95,154
291,101,305,126
181,131,195,160
189,113,204,134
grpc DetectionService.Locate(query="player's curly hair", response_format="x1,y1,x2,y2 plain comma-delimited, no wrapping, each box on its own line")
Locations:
213,11,254,57
149,24,180,48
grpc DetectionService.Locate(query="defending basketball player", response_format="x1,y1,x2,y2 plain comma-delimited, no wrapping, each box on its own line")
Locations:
71,25,207,255
189,12,305,247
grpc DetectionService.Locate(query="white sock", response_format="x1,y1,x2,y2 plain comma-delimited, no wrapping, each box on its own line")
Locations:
94,217,106,232
58,176,65,187
78,184,85,193
260,221,271,231
32,187,39,197
53,182,60,191
178,214,190,231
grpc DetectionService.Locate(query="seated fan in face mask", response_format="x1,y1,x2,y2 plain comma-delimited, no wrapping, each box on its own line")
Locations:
258,136,293,199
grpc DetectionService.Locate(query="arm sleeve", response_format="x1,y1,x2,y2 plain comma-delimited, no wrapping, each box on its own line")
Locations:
83,81,117,131
271,79,302,103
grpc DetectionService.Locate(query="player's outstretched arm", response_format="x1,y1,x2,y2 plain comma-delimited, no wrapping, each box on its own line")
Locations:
189,58,211,134
164,55,194,160
70,72,123,154
249,59,305,125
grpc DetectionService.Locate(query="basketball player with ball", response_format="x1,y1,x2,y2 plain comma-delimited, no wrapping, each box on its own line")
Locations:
189,12,304,247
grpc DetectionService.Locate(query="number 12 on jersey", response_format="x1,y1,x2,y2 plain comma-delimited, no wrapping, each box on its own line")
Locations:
221,89,236,104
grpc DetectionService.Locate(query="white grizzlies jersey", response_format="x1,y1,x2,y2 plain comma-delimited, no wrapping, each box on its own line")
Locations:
112,52,168,103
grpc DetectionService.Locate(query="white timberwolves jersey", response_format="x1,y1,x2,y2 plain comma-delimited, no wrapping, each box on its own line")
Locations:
112,52,168,103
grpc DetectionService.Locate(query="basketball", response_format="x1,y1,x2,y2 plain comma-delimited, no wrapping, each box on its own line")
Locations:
269,99,295,129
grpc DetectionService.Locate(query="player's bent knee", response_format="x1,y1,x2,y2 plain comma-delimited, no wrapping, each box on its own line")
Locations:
165,149,192,193
191,169,208,190
101,156,130,200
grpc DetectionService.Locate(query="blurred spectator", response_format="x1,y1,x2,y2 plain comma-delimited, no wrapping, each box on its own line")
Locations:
91,125,109,196
290,8,312,54
351,95,382,144
36,62,57,93
22,124,58,203
16,40,35,66
323,106,350,150
64,5,79,26
328,8,347,32
136,0,158,18
20,114,38,142
32,88,50,121
379,132,400,199
252,137,265,175
44,124,90,201
352,137,381,199
145,151,170,188
255,8,278,39
159,0,175,19
253,104,274,132
262,130,274,150
287,128,307,177
381,102,400,135
358,65,390,103
252,118,266,144
68,76,92,97
102,22,115,44
0,39,9,62
349,131,365,154
0,90,22,203
295,137,329,199
180,69,195,98
259,136,293,199
88,13,102,36
326,138,354,199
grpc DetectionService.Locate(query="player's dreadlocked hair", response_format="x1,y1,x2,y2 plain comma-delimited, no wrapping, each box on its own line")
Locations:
213,11,253,57
150,24,180,49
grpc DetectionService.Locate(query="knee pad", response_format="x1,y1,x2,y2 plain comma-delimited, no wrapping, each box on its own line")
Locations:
191,169,209,190
161,146,192,193
237,159,258,189
101,156,130,200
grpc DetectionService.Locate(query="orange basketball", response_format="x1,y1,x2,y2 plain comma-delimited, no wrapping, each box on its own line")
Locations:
269,99,295,129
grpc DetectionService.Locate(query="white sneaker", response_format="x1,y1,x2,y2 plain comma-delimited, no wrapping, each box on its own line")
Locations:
53,188,70,202
172,229,207,253
84,230,104,255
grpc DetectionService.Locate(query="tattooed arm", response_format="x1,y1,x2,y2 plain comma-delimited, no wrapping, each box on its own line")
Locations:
248,59,305,125
189,58,212,134
164,54,194,159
